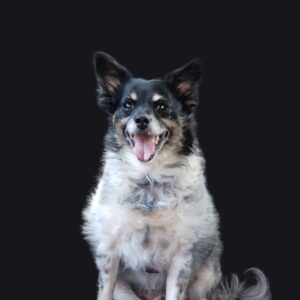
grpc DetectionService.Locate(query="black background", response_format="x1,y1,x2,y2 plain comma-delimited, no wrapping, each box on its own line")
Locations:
3,2,298,300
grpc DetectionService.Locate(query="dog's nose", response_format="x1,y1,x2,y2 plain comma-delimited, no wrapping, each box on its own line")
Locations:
134,115,150,130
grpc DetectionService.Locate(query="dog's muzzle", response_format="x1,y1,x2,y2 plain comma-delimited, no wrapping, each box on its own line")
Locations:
125,130,169,162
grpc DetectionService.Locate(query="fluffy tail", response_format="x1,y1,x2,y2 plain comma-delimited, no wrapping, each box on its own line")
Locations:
209,268,271,300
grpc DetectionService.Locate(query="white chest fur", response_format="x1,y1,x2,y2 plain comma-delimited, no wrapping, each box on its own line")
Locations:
83,151,217,271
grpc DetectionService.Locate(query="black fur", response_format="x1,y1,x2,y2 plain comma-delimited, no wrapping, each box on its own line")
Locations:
93,52,202,158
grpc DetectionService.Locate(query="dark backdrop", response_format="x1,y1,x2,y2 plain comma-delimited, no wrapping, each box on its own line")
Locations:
3,2,297,300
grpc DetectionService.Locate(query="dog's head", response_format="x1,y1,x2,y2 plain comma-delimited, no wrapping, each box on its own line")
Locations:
94,52,202,163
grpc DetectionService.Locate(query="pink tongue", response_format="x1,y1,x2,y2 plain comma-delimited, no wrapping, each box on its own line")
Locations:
133,134,156,162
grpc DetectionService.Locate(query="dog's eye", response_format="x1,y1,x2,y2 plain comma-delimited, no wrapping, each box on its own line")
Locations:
156,103,169,113
123,100,135,110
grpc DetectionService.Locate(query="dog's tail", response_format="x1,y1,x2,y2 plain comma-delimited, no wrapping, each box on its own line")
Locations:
209,268,271,300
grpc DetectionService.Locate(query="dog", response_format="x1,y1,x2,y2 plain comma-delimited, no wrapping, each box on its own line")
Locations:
83,52,271,300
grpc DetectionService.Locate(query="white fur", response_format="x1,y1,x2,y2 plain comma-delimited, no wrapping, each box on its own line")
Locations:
152,93,164,102
129,92,138,101
82,140,272,300
83,146,218,297
126,114,166,137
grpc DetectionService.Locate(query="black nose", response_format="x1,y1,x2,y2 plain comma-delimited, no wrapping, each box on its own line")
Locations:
134,115,150,130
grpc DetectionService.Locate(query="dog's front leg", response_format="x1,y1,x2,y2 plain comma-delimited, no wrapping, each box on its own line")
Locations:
96,252,119,300
166,249,193,300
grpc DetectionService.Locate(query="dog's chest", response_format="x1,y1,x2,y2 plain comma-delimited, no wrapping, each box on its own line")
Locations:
118,214,179,271
95,167,204,270
122,174,181,212
115,175,187,270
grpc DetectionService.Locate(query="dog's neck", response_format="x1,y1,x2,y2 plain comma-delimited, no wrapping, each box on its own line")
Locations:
102,147,206,185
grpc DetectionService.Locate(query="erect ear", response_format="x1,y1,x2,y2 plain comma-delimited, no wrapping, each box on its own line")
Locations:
165,58,203,114
93,52,132,113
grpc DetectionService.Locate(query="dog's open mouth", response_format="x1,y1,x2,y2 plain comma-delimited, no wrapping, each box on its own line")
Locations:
126,131,169,162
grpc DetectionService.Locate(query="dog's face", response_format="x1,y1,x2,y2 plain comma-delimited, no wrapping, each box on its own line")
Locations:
94,52,202,163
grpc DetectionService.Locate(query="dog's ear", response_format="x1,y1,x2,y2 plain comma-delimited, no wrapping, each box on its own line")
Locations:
93,52,132,113
165,58,203,115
